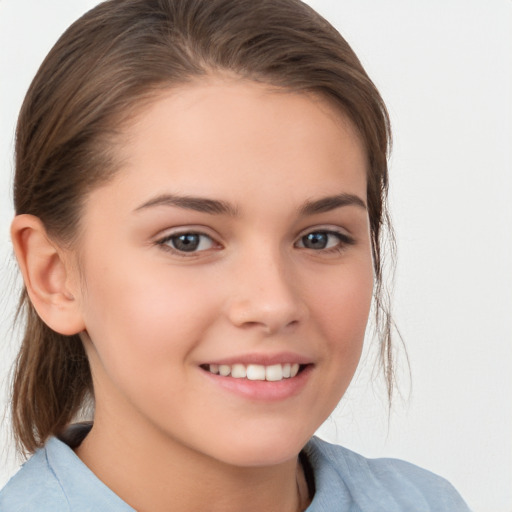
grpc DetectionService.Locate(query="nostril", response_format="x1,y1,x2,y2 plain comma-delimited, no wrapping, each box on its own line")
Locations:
225,287,307,334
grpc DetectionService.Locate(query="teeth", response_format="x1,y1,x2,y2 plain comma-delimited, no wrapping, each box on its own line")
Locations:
219,365,231,377
265,364,283,381
231,364,247,378
206,363,303,381
247,364,266,380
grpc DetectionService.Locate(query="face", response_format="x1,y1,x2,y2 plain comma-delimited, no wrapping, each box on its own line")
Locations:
72,79,373,467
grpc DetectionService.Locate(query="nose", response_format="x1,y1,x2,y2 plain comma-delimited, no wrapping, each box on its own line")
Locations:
225,249,308,335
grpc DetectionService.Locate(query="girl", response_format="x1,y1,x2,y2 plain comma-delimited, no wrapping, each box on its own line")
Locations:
1,0,470,510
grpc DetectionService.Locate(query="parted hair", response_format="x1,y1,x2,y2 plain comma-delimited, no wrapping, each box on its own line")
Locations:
12,0,393,454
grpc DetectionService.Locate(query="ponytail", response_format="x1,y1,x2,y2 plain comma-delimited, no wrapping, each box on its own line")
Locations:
11,292,91,454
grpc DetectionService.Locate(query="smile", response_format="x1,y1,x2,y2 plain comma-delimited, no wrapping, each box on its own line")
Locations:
202,363,302,381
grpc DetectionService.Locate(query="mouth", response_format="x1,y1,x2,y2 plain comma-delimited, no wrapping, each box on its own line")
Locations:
200,363,308,382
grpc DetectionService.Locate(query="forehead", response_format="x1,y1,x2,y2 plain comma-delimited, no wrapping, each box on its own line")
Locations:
89,78,368,216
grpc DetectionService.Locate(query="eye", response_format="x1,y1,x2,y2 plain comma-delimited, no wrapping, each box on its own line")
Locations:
296,230,354,251
157,232,216,253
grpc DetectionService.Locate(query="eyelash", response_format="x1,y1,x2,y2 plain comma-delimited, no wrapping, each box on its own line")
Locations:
156,232,219,255
295,230,355,254
155,229,355,257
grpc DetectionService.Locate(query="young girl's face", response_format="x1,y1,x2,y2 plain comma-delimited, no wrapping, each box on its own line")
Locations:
72,78,373,467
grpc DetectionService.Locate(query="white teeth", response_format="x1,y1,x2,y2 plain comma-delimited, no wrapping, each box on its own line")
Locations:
231,364,247,378
219,364,231,377
265,364,283,381
246,364,266,381
206,363,303,381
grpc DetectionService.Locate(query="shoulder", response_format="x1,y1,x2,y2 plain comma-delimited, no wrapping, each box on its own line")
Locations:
0,446,69,511
304,437,471,511
0,434,134,512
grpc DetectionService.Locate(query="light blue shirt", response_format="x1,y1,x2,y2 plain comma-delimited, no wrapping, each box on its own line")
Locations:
0,434,470,511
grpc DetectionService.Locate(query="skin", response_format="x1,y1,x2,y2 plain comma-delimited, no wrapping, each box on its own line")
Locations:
15,78,374,512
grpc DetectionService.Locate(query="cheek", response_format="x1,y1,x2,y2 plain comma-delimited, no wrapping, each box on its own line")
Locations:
311,259,373,400
307,259,373,366
296,259,373,427
79,257,221,376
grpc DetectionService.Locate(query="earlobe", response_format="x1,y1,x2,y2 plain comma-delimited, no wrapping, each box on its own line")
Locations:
11,214,85,335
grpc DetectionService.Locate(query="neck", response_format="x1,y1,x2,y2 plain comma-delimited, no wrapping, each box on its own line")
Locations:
75,416,310,512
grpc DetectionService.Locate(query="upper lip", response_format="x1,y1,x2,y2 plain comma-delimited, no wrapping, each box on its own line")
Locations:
200,352,313,367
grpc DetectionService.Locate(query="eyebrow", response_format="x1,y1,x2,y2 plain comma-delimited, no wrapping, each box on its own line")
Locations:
134,192,366,216
134,194,239,216
299,193,367,215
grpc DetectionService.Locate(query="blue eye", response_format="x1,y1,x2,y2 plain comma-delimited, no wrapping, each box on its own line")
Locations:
297,230,353,251
159,232,215,253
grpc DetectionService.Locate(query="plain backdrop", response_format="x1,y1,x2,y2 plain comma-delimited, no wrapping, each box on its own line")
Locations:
1,1,511,511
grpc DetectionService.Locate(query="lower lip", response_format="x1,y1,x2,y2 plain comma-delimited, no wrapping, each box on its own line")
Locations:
200,365,313,402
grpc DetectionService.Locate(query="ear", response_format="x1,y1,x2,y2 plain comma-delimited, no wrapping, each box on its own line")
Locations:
11,214,86,335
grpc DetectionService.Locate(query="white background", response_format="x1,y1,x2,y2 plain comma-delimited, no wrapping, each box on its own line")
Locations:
1,1,511,511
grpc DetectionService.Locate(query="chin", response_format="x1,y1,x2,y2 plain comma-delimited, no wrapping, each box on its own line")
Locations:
204,427,312,468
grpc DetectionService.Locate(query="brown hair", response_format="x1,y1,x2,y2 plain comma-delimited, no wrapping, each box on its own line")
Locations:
12,0,394,454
